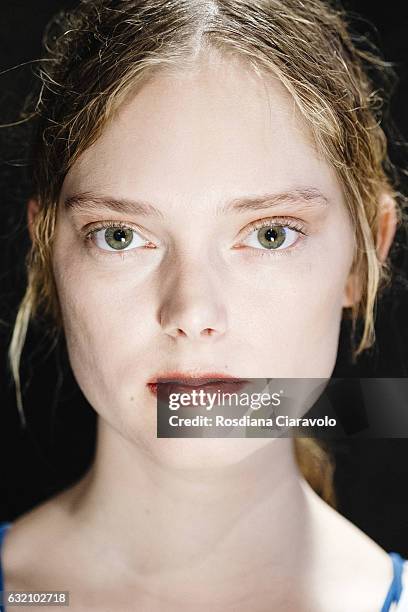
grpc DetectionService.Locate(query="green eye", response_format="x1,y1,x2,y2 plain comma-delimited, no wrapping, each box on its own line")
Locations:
91,224,149,252
104,227,134,250
240,222,302,252
257,226,286,249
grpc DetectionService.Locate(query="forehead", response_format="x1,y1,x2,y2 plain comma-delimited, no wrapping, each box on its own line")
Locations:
61,54,343,209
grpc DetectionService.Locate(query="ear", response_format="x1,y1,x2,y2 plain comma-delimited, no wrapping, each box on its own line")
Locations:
27,198,40,242
375,192,398,263
342,192,398,308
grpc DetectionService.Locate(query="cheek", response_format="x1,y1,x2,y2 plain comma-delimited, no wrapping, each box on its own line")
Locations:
288,226,354,372
239,272,343,376
236,221,354,375
52,244,155,411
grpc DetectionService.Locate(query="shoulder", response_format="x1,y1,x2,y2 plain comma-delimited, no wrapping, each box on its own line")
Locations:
300,479,403,611
0,486,82,591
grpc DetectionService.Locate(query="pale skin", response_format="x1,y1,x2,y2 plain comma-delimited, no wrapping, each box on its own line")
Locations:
3,51,399,611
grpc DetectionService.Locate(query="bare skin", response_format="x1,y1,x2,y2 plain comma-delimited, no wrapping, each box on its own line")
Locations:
2,454,395,611
3,50,398,611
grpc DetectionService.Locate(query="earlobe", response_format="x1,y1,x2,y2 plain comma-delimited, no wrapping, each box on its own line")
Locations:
27,198,40,242
342,272,362,309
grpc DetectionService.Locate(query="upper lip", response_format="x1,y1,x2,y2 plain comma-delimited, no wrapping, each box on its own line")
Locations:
147,372,246,385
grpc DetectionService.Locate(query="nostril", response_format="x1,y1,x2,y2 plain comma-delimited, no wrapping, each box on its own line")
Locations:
202,328,214,336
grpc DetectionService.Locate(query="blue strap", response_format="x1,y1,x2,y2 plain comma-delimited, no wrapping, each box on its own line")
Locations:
0,522,12,612
381,552,405,612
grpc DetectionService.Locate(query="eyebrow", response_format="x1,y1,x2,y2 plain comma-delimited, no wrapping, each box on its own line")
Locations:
63,187,329,218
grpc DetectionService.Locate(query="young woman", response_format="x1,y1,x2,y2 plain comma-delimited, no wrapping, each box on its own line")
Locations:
0,0,406,610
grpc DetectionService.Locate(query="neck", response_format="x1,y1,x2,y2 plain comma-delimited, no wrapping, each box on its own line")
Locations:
68,416,316,606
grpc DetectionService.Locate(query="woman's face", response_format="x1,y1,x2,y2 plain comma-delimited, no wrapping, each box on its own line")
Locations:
53,54,355,466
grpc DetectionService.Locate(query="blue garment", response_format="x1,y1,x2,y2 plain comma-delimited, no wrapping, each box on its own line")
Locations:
381,552,406,612
0,521,406,611
0,522,12,612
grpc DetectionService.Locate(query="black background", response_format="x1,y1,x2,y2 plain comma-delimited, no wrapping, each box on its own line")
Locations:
0,1,408,556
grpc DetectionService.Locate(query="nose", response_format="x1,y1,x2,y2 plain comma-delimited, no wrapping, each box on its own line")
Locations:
158,261,228,341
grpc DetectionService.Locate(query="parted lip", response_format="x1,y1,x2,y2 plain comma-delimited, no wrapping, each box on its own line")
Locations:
147,372,249,395
147,372,246,385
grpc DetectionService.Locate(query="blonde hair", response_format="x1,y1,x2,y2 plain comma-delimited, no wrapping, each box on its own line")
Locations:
9,0,405,505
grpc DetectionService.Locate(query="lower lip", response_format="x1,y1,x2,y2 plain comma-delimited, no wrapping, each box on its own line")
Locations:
147,380,249,397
